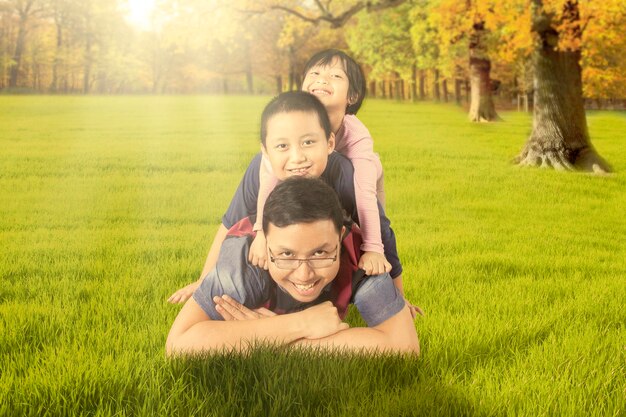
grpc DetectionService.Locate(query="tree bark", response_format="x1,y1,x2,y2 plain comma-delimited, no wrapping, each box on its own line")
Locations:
454,78,462,105
432,69,440,101
9,4,32,88
515,0,611,173
442,79,449,102
419,69,426,100
411,64,417,102
468,57,500,121
468,20,500,122
275,75,283,94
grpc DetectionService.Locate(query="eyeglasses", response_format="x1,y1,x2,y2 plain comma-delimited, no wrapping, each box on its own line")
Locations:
268,246,339,270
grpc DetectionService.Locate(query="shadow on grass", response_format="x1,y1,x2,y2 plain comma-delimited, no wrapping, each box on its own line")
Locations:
163,345,497,417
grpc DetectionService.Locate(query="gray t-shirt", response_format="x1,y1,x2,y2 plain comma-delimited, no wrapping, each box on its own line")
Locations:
193,234,405,327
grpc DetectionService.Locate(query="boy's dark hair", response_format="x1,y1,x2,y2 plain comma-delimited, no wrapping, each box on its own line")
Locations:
303,49,366,115
263,177,344,236
260,91,332,147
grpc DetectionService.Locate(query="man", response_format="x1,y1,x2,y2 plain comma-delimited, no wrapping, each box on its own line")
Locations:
166,177,419,354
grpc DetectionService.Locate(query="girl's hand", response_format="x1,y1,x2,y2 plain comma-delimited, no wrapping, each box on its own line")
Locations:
358,251,392,276
248,231,268,270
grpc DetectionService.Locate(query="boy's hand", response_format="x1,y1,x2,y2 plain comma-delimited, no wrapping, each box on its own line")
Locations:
167,281,201,304
406,300,425,319
214,295,276,320
298,302,349,339
358,251,392,276
248,231,268,270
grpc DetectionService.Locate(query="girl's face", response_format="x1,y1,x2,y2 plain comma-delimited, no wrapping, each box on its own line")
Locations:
302,57,352,115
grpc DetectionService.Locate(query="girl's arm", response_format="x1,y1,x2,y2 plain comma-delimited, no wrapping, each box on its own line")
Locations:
342,130,389,274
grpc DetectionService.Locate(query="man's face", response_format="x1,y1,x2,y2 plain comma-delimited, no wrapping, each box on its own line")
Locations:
262,110,335,180
265,220,343,302
302,57,351,114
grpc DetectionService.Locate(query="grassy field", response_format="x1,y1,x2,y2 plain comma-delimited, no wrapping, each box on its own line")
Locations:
0,96,625,416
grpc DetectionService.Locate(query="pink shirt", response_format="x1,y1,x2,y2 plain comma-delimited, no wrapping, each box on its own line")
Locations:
256,115,384,253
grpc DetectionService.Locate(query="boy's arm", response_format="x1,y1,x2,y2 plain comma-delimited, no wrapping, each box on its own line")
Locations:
168,154,263,304
254,154,278,232
166,299,348,355
167,224,229,304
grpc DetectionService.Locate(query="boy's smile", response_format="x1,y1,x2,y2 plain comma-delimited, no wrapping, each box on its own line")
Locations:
262,110,335,180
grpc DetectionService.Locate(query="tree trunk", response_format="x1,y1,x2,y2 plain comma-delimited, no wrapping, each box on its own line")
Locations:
515,0,611,173
275,75,282,94
454,78,462,105
468,57,500,121
432,69,440,101
419,70,426,100
9,12,29,88
468,20,500,122
411,64,417,102
369,80,376,98
442,79,449,102
50,21,63,93
83,36,92,94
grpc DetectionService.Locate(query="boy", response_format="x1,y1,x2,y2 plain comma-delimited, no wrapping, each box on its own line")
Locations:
166,177,419,354
168,92,411,315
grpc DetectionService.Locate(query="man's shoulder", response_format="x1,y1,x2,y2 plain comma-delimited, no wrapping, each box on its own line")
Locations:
193,234,269,319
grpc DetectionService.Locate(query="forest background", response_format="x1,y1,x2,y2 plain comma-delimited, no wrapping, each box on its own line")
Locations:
1,0,625,106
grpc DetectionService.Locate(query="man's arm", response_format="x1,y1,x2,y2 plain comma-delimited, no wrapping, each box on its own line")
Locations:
293,304,419,354
212,296,419,354
166,299,348,355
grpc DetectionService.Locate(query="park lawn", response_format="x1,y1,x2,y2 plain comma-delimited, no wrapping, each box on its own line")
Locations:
0,96,624,417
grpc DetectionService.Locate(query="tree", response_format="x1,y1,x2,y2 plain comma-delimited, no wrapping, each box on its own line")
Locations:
515,0,611,172
1,0,45,88
345,2,415,100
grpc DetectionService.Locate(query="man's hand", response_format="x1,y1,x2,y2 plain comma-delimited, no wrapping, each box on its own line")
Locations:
167,281,201,304
248,231,268,270
214,297,348,340
297,302,349,339
358,251,392,276
214,295,277,320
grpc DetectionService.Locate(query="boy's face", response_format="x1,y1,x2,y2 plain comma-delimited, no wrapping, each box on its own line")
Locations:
265,220,344,302
302,57,352,114
262,110,335,180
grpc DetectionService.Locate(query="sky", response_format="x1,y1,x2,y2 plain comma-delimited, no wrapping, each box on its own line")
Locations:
125,0,156,31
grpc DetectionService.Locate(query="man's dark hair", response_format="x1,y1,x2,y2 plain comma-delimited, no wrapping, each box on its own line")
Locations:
260,91,332,147
303,49,366,115
263,177,344,235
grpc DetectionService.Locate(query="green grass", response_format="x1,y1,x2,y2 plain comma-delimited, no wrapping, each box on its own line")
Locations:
1,96,625,416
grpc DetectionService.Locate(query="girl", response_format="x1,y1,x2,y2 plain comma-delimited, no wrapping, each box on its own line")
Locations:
250,50,390,276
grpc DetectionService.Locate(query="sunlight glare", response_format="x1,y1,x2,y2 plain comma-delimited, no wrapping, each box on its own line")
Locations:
125,0,156,31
